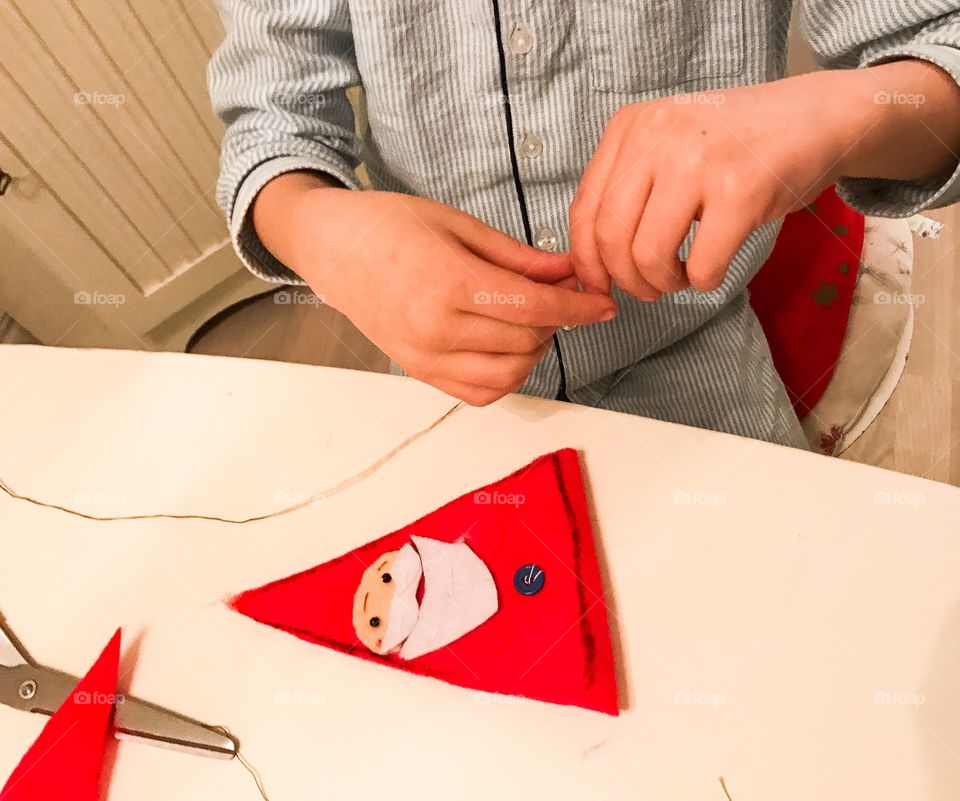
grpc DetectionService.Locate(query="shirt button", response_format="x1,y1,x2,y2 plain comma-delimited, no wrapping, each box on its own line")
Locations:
519,133,543,158
508,25,534,55
535,227,558,251
536,227,575,330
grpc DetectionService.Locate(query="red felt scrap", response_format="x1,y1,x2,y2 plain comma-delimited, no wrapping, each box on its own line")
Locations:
748,185,865,418
231,449,620,715
1,630,120,801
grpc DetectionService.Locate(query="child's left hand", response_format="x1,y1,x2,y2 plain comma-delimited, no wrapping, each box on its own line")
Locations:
568,76,851,302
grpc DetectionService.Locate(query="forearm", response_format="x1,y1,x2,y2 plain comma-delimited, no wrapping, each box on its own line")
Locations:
821,59,960,183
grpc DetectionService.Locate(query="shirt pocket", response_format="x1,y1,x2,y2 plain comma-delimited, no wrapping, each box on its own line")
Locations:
584,0,746,94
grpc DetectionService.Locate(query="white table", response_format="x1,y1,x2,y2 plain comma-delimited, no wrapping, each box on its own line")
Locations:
1,344,958,800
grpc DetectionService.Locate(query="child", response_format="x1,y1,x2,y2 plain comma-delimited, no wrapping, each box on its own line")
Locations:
208,2,960,447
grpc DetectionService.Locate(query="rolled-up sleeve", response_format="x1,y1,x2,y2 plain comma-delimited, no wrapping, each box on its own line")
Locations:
208,0,363,282
800,1,960,217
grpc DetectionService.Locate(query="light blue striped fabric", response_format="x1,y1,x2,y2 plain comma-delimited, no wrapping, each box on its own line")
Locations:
208,1,960,447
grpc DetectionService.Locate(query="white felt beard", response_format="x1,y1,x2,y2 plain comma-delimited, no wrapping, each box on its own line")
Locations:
378,543,422,654
398,536,497,661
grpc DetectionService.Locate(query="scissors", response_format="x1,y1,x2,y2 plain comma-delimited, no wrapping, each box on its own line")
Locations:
0,615,237,759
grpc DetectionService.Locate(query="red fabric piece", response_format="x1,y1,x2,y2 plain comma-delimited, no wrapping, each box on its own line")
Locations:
232,449,619,715
748,186,864,419
1,630,120,801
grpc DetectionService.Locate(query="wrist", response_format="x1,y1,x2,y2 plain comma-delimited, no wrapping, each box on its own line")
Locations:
818,60,960,182
786,70,887,184
816,70,894,181
251,171,354,292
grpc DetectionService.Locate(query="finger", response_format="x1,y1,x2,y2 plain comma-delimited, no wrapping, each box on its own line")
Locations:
391,345,518,405
445,313,555,355
608,262,663,302
428,376,511,407
456,217,574,284
461,258,617,326
685,205,755,292
464,276,617,327
550,271,579,292
428,350,545,393
569,114,633,294
595,169,657,299
631,182,700,294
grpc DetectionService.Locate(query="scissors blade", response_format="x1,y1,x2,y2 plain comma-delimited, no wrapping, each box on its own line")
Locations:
114,694,237,758
0,621,28,668
0,662,236,759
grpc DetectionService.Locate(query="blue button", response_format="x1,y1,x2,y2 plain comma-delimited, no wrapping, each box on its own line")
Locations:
514,564,545,596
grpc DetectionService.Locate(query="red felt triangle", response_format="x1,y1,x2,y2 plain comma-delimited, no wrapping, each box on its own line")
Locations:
1,630,120,801
231,449,619,714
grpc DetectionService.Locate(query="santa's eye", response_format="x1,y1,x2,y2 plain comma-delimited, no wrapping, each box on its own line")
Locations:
381,573,392,584
369,616,381,628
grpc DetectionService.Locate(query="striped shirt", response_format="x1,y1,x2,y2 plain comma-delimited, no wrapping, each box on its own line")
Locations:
208,1,960,446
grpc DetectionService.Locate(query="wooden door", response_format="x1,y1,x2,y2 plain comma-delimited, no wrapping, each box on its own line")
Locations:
0,0,266,350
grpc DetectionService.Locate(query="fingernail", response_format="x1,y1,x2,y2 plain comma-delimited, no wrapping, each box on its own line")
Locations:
600,308,616,322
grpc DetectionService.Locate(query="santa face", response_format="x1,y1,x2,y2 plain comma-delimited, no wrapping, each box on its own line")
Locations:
352,536,498,660
351,548,420,653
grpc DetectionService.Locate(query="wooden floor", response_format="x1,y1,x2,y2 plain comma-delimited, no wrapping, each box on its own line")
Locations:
842,205,960,486
0,314,38,346
189,289,390,374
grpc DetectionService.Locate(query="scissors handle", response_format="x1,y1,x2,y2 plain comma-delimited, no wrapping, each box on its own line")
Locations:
0,664,236,759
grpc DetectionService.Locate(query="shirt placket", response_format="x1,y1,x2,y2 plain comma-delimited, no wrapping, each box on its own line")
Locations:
493,2,571,398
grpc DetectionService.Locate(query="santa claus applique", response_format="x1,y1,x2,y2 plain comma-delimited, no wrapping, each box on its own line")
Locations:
230,449,620,715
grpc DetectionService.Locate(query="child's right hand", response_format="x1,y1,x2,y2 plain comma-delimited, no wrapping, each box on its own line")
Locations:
253,173,616,406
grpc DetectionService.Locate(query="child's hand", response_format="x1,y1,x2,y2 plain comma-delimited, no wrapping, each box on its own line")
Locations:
255,174,616,405
569,76,852,301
